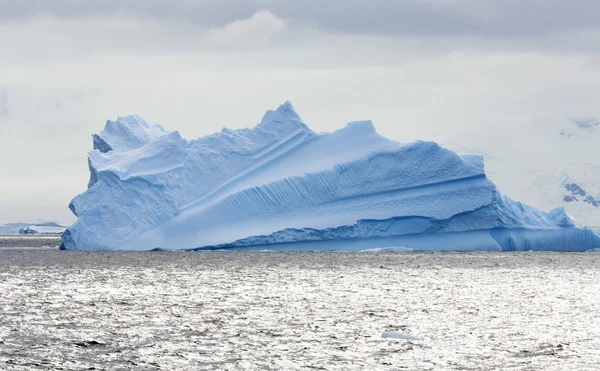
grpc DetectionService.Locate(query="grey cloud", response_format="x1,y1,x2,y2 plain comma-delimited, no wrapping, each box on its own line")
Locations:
270,0,600,38
0,0,258,27
1,0,600,39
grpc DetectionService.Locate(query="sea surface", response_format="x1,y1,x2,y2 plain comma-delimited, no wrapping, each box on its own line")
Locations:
0,235,61,249
0,246,599,370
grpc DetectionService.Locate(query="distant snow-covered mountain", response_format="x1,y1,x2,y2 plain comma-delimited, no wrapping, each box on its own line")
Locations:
453,118,600,233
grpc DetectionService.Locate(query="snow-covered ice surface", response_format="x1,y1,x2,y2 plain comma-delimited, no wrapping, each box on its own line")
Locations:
62,102,600,251
1,251,599,370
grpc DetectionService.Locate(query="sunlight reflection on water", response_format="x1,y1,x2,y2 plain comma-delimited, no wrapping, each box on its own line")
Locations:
0,250,598,370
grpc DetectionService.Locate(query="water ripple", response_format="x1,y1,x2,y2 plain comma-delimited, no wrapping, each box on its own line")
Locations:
0,251,599,370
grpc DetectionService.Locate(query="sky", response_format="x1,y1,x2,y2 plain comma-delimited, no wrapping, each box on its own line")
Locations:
1,0,600,224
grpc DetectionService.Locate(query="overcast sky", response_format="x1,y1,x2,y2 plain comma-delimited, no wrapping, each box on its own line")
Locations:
1,0,600,223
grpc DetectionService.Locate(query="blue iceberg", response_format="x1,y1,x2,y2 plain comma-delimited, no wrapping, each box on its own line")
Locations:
61,102,600,251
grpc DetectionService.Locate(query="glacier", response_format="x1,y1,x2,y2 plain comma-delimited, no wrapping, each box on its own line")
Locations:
61,102,600,251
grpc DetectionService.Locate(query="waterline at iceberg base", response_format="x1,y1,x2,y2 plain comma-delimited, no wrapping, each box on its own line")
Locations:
61,102,600,251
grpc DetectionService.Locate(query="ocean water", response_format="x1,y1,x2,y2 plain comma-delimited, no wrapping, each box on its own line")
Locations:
0,235,61,250
0,250,599,370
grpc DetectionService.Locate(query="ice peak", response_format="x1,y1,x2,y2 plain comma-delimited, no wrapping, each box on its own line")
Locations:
259,101,304,126
346,120,376,132
331,120,377,137
97,115,171,153
281,100,294,110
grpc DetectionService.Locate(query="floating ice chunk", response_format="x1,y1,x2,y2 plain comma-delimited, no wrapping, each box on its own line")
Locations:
360,247,414,252
381,331,423,341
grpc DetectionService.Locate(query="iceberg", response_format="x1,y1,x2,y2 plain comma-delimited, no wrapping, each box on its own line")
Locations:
0,223,30,235
1,222,66,235
61,102,600,251
19,224,66,235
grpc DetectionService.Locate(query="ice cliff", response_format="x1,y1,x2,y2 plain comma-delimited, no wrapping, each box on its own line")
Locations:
61,102,600,251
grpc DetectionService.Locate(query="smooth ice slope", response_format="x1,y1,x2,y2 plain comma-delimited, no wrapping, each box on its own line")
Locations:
61,102,600,251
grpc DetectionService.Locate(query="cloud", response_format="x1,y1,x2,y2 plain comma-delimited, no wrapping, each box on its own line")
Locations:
3,0,600,41
0,0,257,27
1,0,599,58
206,10,288,48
